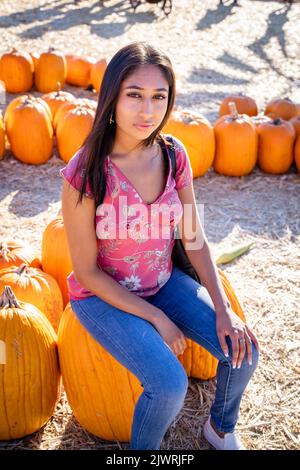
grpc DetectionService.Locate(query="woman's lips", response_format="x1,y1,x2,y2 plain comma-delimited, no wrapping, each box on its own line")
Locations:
134,124,154,130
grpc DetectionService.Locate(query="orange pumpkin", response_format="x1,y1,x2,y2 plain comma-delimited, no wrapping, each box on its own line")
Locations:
4,94,52,132
89,58,107,93
53,98,96,131
0,240,41,270
56,106,95,163
0,263,64,332
162,109,215,178
213,102,258,176
0,286,61,440
264,98,297,121
0,111,5,160
41,87,75,123
35,48,67,93
57,269,246,442
257,118,295,174
6,97,53,165
219,94,258,118
41,216,73,308
66,54,95,87
0,48,34,93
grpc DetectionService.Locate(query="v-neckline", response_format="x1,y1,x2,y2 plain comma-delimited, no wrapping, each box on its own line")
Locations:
107,140,172,206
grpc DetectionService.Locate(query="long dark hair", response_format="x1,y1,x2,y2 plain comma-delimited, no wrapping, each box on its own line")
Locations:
71,41,176,208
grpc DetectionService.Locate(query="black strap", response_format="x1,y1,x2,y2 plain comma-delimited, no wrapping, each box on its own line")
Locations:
99,135,177,205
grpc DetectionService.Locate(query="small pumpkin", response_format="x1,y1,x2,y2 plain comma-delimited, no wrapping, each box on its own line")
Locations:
56,106,95,163
89,58,107,93
41,216,73,308
6,97,53,165
264,97,297,121
53,98,97,131
0,286,61,440
0,48,34,93
0,263,64,332
0,240,41,270
257,118,295,174
162,108,215,178
66,54,96,87
213,102,258,176
35,48,67,93
41,85,75,123
219,94,258,118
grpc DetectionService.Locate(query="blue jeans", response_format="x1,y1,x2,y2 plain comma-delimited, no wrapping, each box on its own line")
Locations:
70,266,259,450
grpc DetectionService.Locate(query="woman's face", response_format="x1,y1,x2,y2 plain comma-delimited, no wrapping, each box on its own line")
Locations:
114,64,169,146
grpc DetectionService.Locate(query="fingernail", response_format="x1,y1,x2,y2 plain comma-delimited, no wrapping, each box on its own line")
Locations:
237,364,241,369
225,352,229,357
233,364,236,369
249,361,252,366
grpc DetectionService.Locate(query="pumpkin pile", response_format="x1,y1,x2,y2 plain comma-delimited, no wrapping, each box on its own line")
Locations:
0,47,299,173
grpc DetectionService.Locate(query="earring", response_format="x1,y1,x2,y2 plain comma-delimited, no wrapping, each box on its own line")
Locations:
109,113,114,124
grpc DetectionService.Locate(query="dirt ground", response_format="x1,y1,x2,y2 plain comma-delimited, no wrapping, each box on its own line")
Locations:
0,0,299,451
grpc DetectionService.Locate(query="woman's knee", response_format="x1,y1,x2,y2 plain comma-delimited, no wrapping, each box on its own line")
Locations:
150,363,189,403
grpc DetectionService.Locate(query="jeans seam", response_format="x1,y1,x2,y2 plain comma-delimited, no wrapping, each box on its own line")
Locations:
71,300,150,390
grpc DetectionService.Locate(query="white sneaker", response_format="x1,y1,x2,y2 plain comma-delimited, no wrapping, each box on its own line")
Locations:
203,417,246,450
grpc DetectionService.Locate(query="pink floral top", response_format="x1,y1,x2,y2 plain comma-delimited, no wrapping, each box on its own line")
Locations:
59,135,193,301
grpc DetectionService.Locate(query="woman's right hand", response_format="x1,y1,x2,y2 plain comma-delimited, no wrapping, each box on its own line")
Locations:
152,312,187,356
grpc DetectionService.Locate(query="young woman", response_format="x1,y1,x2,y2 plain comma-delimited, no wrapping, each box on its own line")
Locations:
60,41,260,451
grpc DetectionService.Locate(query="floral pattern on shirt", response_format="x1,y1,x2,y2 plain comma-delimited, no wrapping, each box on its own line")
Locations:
59,134,193,300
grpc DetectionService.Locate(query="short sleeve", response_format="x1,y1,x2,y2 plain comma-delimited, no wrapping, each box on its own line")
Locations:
59,148,94,199
172,136,193,190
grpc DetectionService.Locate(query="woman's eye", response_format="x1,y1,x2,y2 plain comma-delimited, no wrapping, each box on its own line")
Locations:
127,93,166,100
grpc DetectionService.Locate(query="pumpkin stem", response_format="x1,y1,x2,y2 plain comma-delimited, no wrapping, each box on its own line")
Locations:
56,81,61,95
229,101,239,120
16,263,28,276
0,286,21,309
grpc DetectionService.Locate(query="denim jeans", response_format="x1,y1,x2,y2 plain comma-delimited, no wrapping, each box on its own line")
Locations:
70,266,259,450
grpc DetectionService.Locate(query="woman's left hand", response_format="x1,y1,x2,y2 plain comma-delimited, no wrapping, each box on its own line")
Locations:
215,308,260,369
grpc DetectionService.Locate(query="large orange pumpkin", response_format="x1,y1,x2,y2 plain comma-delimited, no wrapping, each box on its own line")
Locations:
35,48,67,93
0,48,34,93
89,58,107,93
0,240,41,270
4,94,52,132
219,94,258,118
264,98,297,121
162,109,215,178
41,216,73,308
213,102,258,176
0,263,63,332
6,97,53,165
56,106,95,163
66,54,95,87
0,286,61,440
257,118,295,174
57,269,246,442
